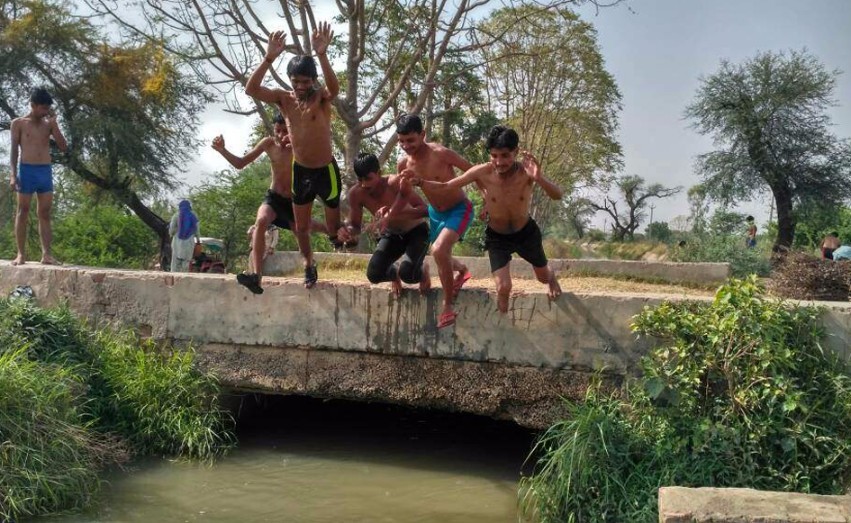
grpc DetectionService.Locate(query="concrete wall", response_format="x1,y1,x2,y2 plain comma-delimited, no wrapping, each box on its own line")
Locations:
264,251,731,286
2,261,849,427
659,487,851,522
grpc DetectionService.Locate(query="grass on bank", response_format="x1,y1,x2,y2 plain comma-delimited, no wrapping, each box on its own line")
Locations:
0,298,234,521
520,276,851,522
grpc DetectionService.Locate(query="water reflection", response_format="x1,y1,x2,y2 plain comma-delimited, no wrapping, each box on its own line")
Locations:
45,395,535,523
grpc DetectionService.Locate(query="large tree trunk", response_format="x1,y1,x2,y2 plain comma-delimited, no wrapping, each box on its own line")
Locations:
772,184,795,250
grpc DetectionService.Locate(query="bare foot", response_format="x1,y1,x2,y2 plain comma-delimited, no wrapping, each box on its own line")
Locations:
11,254,25,266
391,276,402,298
548,274,562,301
419,264,432,295
40,255,62,266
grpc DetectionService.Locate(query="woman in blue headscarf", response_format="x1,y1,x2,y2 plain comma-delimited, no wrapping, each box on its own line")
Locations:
168,199,200,272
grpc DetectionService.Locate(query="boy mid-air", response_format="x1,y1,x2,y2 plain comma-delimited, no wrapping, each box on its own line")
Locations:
404,125,563,313
245,22,341,288
338,153,431,297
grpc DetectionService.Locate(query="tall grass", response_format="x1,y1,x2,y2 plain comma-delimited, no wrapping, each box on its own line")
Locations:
520,277,851,522
0,299,234,520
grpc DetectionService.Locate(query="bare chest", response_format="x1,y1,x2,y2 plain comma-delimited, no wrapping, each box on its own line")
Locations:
406,155,453,181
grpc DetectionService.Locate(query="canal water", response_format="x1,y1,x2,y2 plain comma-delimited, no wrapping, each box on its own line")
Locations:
46,395,536,522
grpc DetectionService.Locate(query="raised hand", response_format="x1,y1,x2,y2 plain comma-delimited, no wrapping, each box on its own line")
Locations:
311,21,333,55
211,135,225,152
45,110,58,128
265,30,287,61
521,150,541,181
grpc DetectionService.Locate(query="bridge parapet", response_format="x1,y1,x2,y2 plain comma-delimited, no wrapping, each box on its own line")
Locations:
2,261,849,427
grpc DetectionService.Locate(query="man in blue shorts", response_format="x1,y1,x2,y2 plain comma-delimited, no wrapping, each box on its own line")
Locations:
393,114,476,328
9,87,67,265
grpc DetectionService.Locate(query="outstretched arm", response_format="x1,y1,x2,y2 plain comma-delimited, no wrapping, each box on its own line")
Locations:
403,164,485,191
245,30,288,104
212,135,269,169
312,22,339,100
522,151,562,200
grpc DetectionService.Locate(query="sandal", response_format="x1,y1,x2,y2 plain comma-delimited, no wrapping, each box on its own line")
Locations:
236,272,264,295
453,271,472,295
304,262,318,289
437,310,458,329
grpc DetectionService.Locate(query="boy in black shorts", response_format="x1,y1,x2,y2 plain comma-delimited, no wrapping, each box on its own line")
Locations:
405,125,563,313
245,22,342,288
338,153,431,297
212,114,326,294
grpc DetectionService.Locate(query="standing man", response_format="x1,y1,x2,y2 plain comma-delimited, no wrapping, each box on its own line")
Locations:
9,87,67,265
212,114,326,294
338,153,431,297
393,114,474,328
245,22,341,288
404,125,563,314
745,215,757,249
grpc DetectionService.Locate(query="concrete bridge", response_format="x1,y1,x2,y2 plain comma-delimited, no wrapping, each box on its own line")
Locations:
3,257,850,428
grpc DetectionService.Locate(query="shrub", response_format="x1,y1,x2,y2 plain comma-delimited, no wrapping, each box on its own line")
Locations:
671,235,771,277
520,277,851,522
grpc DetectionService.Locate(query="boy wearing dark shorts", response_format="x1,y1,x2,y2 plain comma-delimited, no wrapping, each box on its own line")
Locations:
406,125,563,313
245,22,342,288
338,153,431,297
212,114,326,294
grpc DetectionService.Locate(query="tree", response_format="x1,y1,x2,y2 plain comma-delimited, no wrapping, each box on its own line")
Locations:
708,209,747,237
83,0,623,177
686,49,851,250
590,175,681,241
478,4,622,226
0,0,209,265
646,221,672,243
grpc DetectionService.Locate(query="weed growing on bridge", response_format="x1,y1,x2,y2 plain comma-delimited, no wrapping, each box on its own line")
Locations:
520,276,851,522
0,299,234,521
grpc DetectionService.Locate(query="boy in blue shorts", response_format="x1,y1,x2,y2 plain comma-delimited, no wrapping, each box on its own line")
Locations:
9,87,67,265
393,114,476,328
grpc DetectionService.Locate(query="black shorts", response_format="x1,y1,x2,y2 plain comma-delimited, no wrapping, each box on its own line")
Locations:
262,190,295,230
485,218,548,272
367,223,430,284
292,158,342,208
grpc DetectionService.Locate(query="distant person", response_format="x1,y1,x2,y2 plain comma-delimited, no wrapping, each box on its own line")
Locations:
821,231,840,260
169,200,200,272
338,153,430,298
404,125,563,314
9,87,68,266
212,114,326,294
745,216,757,249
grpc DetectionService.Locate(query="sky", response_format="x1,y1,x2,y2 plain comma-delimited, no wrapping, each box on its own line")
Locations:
574,0,851,230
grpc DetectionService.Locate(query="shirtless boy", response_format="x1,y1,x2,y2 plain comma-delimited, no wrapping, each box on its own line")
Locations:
245,22,341,288
9,87,67,266
405,125,563,313
393,114,474,328
338,153,431,297
212,114,326,294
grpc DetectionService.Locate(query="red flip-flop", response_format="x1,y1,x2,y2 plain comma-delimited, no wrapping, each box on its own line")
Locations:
437,310,458,329
453,271,472,295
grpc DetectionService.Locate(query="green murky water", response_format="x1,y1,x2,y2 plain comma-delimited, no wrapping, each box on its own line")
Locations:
45,396,533,523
